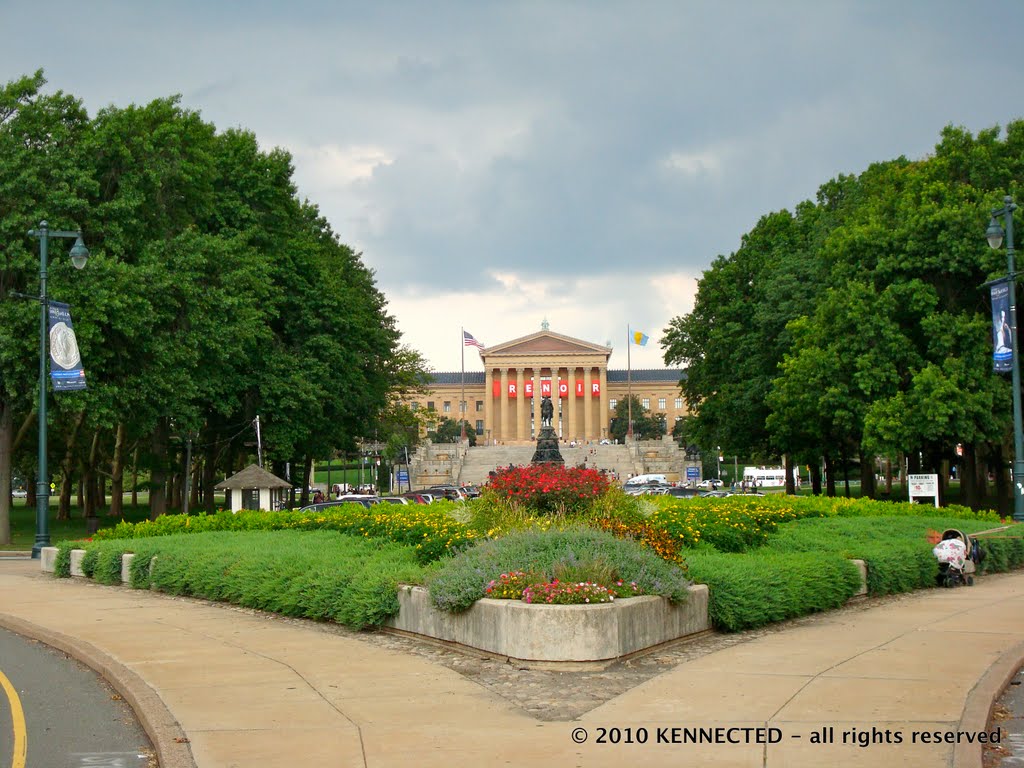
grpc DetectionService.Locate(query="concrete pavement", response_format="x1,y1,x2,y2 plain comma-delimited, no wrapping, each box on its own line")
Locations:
1,558,1023,768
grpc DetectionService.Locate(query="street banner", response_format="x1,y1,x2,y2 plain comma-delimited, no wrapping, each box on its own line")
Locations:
48,301,87,391
991,281,1012,373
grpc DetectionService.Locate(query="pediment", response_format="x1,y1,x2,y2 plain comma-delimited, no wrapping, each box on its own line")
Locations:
484,330,611,358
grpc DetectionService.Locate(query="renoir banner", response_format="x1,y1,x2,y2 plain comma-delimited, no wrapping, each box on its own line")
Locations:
991,281,1012,374
48,301,87,391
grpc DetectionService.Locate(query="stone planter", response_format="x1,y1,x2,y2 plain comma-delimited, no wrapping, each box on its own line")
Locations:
385,584,710,662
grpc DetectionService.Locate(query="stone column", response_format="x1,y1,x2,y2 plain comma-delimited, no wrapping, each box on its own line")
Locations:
516,368,526,441
584,367,593,441
568,365,577,440
599,367,609,439
500,368,509,442
484,367,493,444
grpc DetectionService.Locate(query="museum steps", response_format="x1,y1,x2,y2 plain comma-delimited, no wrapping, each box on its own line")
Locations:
455,443,638,486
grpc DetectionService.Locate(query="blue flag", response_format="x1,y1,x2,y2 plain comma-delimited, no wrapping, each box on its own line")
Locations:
48,301,87,391
991,282,1012,374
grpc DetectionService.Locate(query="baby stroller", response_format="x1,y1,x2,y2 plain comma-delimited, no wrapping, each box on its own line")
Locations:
933,529,981,588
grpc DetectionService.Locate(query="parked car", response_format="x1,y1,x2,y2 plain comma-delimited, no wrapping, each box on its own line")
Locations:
697,479,722,489
427,486,467,501
298,498,379,512
12,489,27,499
666,486,701,498
401,492,432,504
377,496,410,504
699,490,732,498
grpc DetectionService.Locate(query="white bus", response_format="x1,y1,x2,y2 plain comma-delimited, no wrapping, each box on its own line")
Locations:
743,467,787,488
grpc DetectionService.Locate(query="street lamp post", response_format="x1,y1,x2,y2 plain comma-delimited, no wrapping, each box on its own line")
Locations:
29,221,89,558
986,196,1024,522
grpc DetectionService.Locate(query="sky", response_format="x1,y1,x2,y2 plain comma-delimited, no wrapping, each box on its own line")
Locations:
3,1,1023,373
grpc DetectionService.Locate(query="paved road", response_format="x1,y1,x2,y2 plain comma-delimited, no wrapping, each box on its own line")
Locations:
0,626,154,768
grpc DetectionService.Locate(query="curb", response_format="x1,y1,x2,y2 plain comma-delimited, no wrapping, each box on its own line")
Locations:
953,636,1024,768
0,613,197,768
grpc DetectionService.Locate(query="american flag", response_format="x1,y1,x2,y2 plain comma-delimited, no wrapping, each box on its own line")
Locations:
463,330,484,349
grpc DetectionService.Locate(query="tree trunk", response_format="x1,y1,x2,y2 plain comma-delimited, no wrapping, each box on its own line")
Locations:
840,444,851,498
994,445,1010,519
859,451,876,500
0,399,13,545
824,452,836,497
109,423,126,517
784,454,796,495
884,457,893,496
300,454,313,508
203,431,218,514
131,446,139,508
149,419,169,520
58,410,86,521
810,460,822,496
961,443,980,509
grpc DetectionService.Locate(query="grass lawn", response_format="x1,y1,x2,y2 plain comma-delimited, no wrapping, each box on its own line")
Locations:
1,493,222,550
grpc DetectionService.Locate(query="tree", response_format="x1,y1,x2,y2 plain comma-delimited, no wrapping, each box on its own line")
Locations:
0,71,93,543
608,396,665,442
429,418,476,446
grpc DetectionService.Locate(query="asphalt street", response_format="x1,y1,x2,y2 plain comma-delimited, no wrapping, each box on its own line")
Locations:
0,626,154,768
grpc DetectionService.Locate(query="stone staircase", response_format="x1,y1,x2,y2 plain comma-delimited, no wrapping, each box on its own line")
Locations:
455,443,640,486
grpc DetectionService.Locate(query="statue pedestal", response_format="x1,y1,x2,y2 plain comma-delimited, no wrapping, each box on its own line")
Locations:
531,426,564,464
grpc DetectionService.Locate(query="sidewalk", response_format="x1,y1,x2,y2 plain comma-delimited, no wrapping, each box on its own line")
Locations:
2,558,1023,768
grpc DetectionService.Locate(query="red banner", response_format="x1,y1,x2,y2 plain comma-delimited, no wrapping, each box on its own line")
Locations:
591,381,600,396
508,382,517,399
557,380,569,398
575,380,584,397
493,379,500,398
540,380,552,397
524,381,534,398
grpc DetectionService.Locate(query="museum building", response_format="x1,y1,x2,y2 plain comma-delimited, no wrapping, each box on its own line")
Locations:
406,329,687,444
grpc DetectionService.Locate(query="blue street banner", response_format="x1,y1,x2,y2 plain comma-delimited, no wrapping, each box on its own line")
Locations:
48,301,87,391
991,281,1012,373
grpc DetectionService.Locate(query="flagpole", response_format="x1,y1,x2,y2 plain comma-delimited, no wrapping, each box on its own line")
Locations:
460,327,466,441
627,325,633,439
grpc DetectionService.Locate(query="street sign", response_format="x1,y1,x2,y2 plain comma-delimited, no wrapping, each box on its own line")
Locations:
908,473,939,508
397,470,409,482
685,466,699,479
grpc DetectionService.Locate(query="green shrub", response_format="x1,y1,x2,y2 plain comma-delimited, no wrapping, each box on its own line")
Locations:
762,516,1024,594
69,530,427,629
428,527,691,613
91,504,475,564
685,551,862,632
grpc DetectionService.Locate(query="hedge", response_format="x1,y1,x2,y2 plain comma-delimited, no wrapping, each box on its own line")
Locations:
91,503,474,564
684,551,862,632
57,531,428,629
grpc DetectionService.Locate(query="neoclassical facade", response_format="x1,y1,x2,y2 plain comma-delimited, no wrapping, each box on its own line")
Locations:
407,329,686,444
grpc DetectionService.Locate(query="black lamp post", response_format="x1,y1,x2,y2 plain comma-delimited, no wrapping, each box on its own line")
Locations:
986,196,1024,522
28,221,89,558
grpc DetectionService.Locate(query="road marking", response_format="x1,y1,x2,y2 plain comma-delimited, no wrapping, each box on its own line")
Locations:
0,667,27,768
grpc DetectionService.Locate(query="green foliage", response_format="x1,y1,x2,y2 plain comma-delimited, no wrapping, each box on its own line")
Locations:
91,505,475,564
685,551,862,632
71,531,426,629
429,417,476,446
608,395,666,442
427,527,691,613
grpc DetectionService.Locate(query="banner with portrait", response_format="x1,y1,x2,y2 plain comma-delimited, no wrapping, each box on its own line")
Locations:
48,301,87,391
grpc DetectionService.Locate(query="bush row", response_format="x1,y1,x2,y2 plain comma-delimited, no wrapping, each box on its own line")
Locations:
764,516,1024,595
92,503,474,563
685,551,862,632
57,531,428,628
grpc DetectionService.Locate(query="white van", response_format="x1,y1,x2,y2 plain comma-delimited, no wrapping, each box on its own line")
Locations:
624,473,668,486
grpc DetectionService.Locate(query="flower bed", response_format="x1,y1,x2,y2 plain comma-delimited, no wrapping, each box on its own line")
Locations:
92,504,475,564
485,464,610,514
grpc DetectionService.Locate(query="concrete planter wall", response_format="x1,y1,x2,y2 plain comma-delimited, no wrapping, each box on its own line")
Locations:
385,584,710,662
